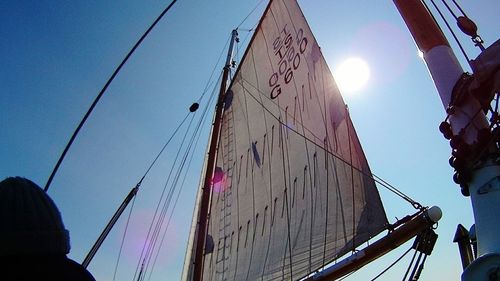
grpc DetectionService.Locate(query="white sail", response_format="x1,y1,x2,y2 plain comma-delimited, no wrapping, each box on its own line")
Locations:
192,0,388,280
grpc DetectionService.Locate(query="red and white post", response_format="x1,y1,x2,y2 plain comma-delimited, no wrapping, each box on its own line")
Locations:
393,0,500,279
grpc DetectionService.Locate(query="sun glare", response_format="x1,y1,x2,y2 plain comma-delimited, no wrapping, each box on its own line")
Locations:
334,57,370,94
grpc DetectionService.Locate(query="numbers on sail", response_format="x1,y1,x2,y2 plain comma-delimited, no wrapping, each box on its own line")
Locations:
269,25,308,99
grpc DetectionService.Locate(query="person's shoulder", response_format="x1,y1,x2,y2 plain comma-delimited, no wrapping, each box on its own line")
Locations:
0,255,96,281
62,257,97,281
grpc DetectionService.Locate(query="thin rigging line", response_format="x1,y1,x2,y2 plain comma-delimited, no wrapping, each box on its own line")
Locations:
239,77,423,208
82,106,193,271
145,99,211,278
112,194,137,281
135,115,197,280
131,49,226,280
407,251,425,280
423,0,471,64
147,105,208,281
143,125,194,279
132,112,197,280
237,0,267,29
44,0,179,192
370,247,413,280
199,34,233,102
125,50,223,281
372,174,422,209
109,107,194,280
440,0,458,19
134,73,221,280
141,113,191,179
402,247,419,281
451,0,469,18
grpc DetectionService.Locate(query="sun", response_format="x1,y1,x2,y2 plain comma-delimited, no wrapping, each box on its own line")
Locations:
334,57,370,94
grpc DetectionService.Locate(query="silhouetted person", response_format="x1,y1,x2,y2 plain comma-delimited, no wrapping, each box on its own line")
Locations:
0,177,96,281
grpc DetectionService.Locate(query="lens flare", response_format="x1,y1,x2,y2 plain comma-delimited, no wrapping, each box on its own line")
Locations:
334,57,370,94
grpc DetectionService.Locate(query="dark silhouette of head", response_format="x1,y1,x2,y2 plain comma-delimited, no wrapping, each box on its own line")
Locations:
0,177,96,281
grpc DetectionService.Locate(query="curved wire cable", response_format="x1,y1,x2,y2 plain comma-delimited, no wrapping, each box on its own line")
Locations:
44,0,179,192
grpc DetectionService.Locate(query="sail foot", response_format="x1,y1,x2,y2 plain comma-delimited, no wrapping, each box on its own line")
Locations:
306,206,442,281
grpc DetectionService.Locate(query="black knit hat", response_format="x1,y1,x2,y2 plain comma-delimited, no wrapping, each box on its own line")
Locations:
0,177,70,256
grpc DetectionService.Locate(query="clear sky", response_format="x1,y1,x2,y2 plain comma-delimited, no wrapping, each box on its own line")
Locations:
1,0,499,280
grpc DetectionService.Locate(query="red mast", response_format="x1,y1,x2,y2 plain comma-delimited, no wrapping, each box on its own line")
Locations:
393,1,500,279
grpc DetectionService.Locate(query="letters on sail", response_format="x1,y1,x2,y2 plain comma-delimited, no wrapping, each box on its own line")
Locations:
192,0,388,280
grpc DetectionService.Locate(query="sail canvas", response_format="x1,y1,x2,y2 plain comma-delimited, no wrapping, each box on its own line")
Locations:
188,0,388,280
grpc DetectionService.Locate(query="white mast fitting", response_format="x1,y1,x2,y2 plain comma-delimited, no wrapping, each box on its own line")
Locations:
393,0,500,279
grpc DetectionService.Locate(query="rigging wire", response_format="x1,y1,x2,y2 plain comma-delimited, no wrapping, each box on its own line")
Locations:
83,29,229,279
143,84,220,281
440,0,459,20
402,248,419,281
407,252,424,280
125,30,228,279
43,0,179,192
237,0,267,29
132,73,221,281
237,17,260,54
238,76,424,209
199,33,233,102
141,113,191,179
132,115,197,281
370,247,413,281
423,0,471,64
112,194,138,281
80,107,193,272
446,0,485,51
146,111,207,281
141,120,195,279
411,254,429,280
372,175,423,210
239,27,256,50
451,0,469,18
143,110,206,280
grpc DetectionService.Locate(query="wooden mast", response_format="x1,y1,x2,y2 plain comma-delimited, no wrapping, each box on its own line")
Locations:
192,29,239,281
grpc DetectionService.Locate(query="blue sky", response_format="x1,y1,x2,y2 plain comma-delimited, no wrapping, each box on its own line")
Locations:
1,0,499,280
